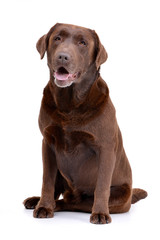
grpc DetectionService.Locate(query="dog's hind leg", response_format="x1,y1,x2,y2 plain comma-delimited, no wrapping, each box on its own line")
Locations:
109,184,148,213
55,197,93,213
109,184,132,213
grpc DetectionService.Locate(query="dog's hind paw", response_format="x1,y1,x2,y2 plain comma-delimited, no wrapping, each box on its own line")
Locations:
23,196,40,209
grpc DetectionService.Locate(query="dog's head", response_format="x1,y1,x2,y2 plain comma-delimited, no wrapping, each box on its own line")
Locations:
37,23,108,88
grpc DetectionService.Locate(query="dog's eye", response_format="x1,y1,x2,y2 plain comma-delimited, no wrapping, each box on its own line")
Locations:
55,36,61,41
79,40,87,46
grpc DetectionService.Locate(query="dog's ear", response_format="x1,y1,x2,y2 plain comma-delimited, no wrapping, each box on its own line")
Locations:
92,30,108,69
36,23,60,59
36,34,47,59
96,42,108,69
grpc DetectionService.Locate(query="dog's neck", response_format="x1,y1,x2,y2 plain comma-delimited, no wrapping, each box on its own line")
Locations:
49,64,100,112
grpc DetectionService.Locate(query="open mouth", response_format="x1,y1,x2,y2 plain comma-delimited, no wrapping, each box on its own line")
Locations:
54,67,76,81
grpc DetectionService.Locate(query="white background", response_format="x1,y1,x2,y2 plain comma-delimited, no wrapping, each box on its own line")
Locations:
0,0,160,239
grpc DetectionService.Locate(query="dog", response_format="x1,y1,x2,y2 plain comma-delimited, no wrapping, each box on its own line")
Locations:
23,23,147,224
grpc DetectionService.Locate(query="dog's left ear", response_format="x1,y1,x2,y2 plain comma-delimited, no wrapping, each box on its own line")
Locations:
92,30,108,69
36,23,60,59
36,34,47,59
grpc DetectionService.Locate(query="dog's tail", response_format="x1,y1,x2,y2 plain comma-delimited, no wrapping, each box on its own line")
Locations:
131,188,148,204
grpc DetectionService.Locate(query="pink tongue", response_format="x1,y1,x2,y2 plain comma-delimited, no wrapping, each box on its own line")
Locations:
55,72,73,81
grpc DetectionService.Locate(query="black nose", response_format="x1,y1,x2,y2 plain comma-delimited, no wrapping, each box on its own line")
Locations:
57,52,70,64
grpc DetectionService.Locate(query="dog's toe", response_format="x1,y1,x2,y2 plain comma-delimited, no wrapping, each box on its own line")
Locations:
33,207,54,218
90,213,112,224
23,196,40,209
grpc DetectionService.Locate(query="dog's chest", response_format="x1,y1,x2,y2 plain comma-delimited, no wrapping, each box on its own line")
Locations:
44,125,99,191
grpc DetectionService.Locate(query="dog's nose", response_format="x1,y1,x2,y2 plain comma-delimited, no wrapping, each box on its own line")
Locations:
57,52,70,64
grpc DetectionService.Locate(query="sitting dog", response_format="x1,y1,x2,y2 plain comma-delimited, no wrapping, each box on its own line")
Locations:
23,23,147,224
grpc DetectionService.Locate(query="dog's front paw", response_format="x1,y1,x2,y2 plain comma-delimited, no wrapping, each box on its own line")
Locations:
90,213,112,224
33,206,54,218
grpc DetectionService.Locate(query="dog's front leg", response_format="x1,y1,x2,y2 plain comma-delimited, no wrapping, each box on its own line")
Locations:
90,146,116,224
33,139,57,218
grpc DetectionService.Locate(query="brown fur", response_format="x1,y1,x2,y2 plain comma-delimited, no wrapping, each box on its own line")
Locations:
23,23,147,224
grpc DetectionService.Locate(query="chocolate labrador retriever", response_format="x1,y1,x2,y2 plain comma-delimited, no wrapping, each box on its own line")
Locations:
23,23,147,224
